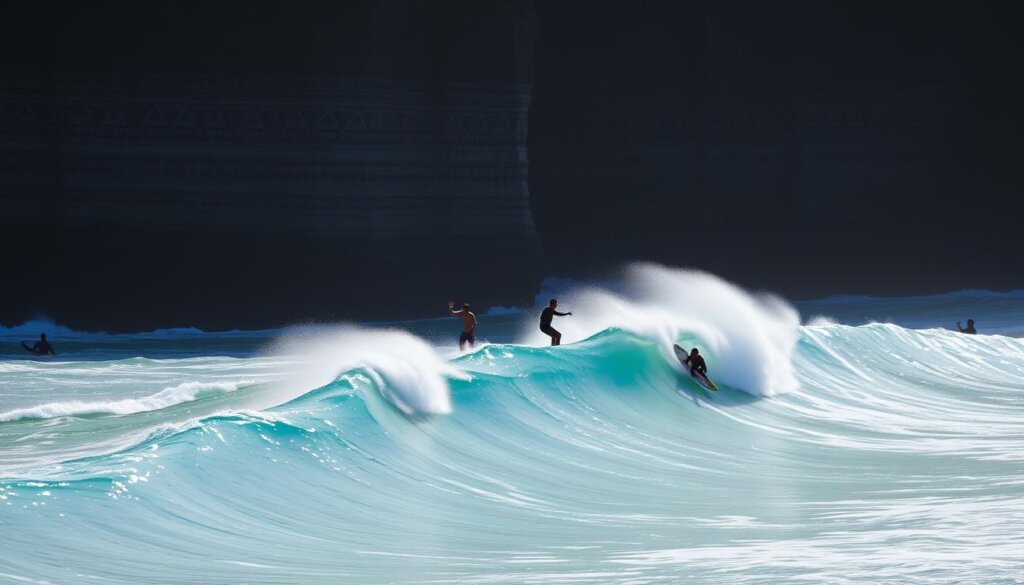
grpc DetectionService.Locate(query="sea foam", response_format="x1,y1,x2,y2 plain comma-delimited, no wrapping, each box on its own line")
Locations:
0,380,253,422
519,263,801,396
270,325,467,415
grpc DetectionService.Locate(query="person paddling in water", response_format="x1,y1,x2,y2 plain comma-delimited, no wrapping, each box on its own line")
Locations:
539,298,572,346
685,348,707,376
23,332,55,356
956,319,977,335
448,300,478,350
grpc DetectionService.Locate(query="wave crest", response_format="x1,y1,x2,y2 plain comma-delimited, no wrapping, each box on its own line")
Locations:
0,380,254,422
271,325,467,415
519,263,801,396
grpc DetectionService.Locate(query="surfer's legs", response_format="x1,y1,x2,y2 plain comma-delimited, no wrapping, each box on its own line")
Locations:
459,331,475,351
540,323,561,346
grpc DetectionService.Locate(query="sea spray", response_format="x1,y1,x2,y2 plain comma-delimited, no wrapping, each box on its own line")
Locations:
519,263,801,396
270,325,469,415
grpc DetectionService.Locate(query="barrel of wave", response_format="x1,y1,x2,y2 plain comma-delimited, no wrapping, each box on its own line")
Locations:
518,263,801,397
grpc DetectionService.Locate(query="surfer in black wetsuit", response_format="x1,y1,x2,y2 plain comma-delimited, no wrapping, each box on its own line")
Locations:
957,319,977,335
539,298,572,346
685,348,707,376
23,333,55,356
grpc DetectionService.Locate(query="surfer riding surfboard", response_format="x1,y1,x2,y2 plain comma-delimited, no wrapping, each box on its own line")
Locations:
674,344,718,391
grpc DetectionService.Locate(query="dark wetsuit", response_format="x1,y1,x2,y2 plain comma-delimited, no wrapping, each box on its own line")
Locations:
25,340,55,355
540,306,568,345
686,354,707,376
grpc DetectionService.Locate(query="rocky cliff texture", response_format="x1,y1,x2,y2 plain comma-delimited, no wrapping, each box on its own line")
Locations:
529,0,1021,296
1,1,542,330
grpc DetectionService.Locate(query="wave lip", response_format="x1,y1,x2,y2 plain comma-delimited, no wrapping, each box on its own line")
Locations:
518,263,801,397
0,380,254,422
271,325,467,415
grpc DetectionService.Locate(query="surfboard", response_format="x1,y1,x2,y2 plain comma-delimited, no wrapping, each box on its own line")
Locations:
673,344,718,391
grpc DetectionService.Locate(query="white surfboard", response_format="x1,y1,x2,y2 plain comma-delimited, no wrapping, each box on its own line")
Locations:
673,344,718,391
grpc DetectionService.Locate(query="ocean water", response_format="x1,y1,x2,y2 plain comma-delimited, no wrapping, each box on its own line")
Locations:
1,265,1022,584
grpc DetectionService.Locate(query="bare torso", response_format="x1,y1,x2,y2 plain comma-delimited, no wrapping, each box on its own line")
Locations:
453,310,477,332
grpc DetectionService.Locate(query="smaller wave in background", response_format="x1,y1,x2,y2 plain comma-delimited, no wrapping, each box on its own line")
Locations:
798,288,1024,336
270,325,469,415
0,315,280,341
0,379,255,422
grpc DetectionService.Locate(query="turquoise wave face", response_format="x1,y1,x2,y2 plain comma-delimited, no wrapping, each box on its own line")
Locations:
2,321,1023,584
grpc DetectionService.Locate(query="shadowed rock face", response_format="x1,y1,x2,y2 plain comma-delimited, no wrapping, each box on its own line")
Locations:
0,1,543,330
529,0,1024,297
3,1,1022,331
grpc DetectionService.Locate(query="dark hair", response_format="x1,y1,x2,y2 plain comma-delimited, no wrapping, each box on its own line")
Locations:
462,303,470,309
40,333,47,339
549,298,557,305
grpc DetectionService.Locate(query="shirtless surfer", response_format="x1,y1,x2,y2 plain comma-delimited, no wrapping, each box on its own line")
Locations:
448,300,478,350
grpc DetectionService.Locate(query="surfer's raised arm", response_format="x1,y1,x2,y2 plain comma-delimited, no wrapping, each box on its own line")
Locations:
449,300,478,350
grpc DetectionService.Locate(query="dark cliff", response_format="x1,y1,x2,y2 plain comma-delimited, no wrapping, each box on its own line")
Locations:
2,1,1022,332
1,1,542,331
529,0,1023,297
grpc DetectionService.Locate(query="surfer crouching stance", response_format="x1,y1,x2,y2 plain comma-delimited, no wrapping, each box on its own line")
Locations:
448,300,478,350
685,348,707,376
539,298,572,346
